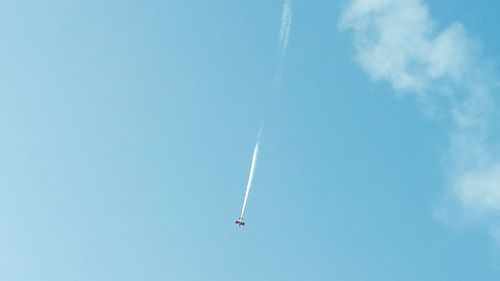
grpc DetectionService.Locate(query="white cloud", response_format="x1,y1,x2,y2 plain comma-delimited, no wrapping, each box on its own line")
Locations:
340,0,479,93
341,0,500,242
457,164,500,214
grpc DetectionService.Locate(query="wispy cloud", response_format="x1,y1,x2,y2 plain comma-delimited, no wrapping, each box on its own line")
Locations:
340,0,500,242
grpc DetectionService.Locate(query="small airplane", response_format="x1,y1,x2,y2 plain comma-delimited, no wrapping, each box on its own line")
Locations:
235,218,245,226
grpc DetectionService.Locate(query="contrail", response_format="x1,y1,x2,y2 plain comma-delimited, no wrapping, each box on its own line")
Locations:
235,1,291,227
279,0,293,60
275,0,293,85
239,128,262,220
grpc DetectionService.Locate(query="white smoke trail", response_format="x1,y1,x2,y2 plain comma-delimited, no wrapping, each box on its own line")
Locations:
240,128,263,219
235,1,291,224
279,0,293,60
340,0,500,243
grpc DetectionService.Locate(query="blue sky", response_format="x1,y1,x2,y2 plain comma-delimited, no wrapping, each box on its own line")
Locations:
1,0,500,280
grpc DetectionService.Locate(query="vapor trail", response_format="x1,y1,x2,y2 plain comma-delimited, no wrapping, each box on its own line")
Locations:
240,128,262,219
279,0,293,60
235,1,291,226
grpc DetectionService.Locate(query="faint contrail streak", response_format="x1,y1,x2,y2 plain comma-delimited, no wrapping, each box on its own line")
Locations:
279,0,293,60
239,128,262,220
236,1,291,226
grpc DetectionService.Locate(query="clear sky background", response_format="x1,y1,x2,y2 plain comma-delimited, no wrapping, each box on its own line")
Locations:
1,0,500,280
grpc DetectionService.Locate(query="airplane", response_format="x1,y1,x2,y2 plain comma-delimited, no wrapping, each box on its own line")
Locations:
235,218,245,226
